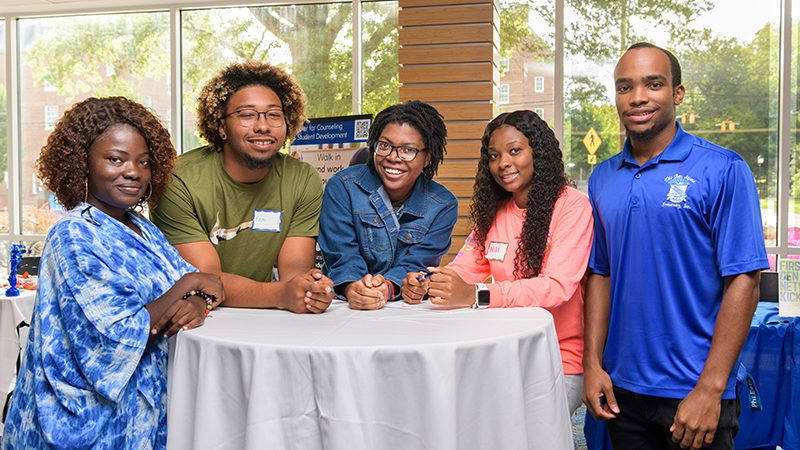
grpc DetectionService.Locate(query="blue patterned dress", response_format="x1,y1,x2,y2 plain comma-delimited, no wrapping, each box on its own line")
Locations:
3,204,195,449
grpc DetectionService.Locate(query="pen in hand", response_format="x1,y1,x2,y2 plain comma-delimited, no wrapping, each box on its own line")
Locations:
416,271,433,282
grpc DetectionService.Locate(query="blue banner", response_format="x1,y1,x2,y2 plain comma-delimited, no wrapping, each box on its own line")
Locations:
293,114,372,146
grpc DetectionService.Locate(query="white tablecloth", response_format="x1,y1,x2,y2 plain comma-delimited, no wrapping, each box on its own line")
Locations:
167,301,573,450
0,290,36,434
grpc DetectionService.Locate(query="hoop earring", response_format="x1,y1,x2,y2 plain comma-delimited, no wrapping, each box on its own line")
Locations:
84,179,89,203
139,182,152,207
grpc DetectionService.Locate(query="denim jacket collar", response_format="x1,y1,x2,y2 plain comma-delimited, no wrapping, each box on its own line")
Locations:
353,166,429,218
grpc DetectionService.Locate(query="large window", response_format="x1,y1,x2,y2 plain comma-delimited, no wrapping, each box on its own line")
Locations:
562,1,780,249
497,0,555,124
182,4,353,150
0,2,401,246
361,0,398,116
493,0,788,257
18,12,171,234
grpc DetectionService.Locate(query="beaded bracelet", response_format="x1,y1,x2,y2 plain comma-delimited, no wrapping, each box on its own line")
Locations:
182,289,216,316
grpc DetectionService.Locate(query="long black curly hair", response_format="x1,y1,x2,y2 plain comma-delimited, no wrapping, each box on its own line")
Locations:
471,110,569,279
366,100,447,182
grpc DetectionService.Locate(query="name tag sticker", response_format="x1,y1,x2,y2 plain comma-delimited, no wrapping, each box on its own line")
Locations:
486,241,508,261
252,210,282,232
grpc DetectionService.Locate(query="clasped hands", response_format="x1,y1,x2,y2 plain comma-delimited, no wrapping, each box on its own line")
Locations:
282,268,334,314
345,274,391,310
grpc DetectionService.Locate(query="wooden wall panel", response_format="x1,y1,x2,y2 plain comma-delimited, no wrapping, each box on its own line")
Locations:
429,102,493,121
399,63,492,83
400,0,498,269
437,160,478,178
400,82,492,102
400,0,486,7
435,179,474,197
399,43,493,64
446,121,488,140
453,218,473,235
457,199,472,215
400,24,494,46
399,4,493,26
443,140,481,158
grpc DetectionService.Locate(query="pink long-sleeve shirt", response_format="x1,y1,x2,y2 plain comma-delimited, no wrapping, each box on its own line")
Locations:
448,186,593,374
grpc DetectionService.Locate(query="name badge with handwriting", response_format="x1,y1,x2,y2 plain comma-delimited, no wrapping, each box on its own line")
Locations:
486,241,508,261
252,210,282,232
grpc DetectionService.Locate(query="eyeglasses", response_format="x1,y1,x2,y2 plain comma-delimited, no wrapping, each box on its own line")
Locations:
223,109,285,128
374,141,426,162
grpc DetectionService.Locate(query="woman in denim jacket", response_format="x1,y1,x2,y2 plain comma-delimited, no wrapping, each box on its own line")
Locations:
319,101,457,309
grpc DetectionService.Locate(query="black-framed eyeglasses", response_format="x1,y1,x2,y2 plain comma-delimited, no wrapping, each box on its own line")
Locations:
223,109,285,128
374,141,426,162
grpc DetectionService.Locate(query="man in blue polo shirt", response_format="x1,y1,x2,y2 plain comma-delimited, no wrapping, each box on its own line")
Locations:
583,42,769,450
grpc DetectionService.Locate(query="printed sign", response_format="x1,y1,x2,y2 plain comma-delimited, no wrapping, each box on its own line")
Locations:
291,114,372,184
779,259,800,317
295,146,359,184
294,115,371,146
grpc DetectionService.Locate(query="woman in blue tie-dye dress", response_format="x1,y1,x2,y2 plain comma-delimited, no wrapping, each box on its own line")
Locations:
2,97,224,449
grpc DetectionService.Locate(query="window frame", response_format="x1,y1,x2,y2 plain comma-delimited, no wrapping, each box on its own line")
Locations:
43,105,58,131
534,76,544,93
499,83,510,104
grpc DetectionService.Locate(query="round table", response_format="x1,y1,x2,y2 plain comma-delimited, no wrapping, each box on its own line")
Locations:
167,301,573,450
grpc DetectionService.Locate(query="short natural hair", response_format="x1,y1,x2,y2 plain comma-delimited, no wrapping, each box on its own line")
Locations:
366,100,447,182
196,60,307,150
627,42,682,88
37,96,176,210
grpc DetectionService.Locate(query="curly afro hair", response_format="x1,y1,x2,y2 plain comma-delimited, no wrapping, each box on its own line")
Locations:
36,96,176,211
365,100,447,182
471,110,570,279
196,60,307,150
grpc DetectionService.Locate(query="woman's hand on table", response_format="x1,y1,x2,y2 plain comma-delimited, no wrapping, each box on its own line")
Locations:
158,295,208,337
402,271,429,304
427,267,474,307
181,272,225,305
151,272,224,338
283,268,334,314
345,274,388,310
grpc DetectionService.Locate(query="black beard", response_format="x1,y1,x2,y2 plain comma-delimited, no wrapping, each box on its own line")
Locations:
242,153,275,170
626,116,672,142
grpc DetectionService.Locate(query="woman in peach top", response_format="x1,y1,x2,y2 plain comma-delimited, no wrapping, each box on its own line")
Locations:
404,110,593,414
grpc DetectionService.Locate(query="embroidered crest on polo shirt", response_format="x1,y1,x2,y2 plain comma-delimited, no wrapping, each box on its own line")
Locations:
662,174,696,209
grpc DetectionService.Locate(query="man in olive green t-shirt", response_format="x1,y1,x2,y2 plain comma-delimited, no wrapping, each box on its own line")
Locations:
152,60,334,313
